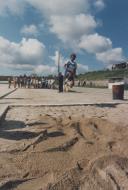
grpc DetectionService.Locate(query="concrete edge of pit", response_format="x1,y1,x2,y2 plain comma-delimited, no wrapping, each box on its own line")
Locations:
0,88,17,99
8,102,128,108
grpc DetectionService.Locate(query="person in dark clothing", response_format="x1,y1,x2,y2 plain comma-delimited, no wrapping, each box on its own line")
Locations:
8,77,12,88
17,77,21,88
58,72,63,92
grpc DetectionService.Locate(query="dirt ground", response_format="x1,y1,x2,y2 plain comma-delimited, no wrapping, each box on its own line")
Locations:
0,104,128,190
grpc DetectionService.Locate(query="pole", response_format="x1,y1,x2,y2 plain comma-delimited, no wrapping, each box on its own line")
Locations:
57,51,60,75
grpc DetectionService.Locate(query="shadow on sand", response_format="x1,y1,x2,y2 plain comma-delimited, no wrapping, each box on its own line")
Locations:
0,119,41,140
67,90,83,93
0,119,65,141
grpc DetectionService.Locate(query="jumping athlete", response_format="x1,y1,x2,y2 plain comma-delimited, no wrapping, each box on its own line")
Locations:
64,53,77,92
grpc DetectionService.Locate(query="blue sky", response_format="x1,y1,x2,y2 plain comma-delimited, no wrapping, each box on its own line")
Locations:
0,0,127,76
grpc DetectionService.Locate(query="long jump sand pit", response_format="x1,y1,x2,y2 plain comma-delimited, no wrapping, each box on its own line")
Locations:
0,104,128,190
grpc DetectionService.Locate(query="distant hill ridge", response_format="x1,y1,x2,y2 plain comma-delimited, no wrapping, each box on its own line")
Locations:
78,69,128,81
0,69,128,81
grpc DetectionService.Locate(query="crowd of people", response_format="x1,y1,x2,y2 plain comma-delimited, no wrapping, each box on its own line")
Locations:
8,53,78,92
8,75,56,89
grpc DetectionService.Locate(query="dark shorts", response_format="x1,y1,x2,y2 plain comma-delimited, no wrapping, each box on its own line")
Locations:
65,71,74,81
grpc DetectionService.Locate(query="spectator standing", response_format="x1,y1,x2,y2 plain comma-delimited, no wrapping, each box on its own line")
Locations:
58,72,63,92
8,77,12,88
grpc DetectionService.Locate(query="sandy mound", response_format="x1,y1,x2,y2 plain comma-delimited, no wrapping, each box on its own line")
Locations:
0,106,128,190
47,155,128,190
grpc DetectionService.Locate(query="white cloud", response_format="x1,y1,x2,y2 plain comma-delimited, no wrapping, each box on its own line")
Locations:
50,51,65,66
0,36,60,75
79,33,112,53
21,24,39,37
0,0,25,16
96,48,124,64
79,33,124,65
5,63,35,71
77,64,89,74
50,14,97,43
93,0,105,10
34,65,57,75
19,38,45,62
0,36,46,71
24,0,98,47
25,0,90,16
24,0,123,68
0,0,125,70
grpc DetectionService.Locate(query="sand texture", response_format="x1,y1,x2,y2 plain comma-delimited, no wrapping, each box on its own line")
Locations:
0,104,128,190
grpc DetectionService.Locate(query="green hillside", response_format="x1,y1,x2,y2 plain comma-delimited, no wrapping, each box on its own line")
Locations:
78,69,128,80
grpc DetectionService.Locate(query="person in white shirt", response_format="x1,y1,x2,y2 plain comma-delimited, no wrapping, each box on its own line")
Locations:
64,53,77,91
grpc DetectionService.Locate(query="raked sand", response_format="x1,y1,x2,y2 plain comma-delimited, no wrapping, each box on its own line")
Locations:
0,104,128,190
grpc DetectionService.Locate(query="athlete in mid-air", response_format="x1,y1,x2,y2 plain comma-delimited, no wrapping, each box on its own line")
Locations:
64,53,77,92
